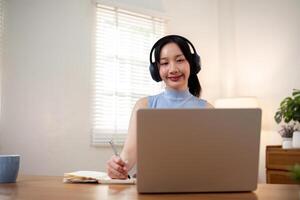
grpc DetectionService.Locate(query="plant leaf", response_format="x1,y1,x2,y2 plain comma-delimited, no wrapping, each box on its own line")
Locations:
294,95,300,104
274,111,282,123
292,89,300,97
290,164,300,182
280,97,292,107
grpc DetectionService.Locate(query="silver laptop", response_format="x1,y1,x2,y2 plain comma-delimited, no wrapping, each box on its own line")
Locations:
137,108,261,193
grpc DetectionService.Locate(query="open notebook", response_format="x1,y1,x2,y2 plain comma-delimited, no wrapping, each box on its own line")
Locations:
63,171,136,184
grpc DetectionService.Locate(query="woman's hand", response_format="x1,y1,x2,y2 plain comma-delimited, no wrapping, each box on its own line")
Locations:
106,98,147,179
106,155,129,179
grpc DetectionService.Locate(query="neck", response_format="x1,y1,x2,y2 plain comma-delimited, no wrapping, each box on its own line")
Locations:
164,87,191,100
165,86,188,92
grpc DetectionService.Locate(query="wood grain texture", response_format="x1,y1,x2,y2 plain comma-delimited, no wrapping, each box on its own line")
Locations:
266,145,300,184
267,170,299,184
266,146,300,170
0,176,299,200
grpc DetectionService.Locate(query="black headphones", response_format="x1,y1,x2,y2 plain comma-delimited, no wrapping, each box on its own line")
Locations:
149,35,201,82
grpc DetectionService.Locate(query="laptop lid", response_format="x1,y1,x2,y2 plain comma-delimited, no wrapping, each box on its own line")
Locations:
137,108,261,193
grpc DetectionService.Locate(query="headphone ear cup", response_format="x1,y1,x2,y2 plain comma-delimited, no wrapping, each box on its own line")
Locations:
149,63,162,82
192,53,201,74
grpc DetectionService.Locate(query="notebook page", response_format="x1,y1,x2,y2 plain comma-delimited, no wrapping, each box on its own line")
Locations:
63,171,136,184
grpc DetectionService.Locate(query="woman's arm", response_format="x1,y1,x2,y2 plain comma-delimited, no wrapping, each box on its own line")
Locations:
120,97,148,171
205,101,214,108
107,97,148,178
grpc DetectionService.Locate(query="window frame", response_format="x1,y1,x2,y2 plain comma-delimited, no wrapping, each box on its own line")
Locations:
91,3,166,146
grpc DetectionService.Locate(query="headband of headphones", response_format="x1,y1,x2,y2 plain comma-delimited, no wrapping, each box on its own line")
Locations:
149,35,201,82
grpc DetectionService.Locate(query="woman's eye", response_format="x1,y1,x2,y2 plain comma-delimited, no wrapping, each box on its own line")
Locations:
176,59,184,63
160,62,168,66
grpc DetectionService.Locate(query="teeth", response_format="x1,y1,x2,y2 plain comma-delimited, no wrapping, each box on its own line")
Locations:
169,76,180,81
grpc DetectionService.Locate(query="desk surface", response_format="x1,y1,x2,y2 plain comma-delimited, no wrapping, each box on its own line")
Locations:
0,176,299,200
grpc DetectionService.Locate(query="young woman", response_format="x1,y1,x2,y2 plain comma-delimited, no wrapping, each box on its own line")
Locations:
106,35,213,179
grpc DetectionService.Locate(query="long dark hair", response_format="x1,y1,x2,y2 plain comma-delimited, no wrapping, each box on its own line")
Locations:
153,36,202,97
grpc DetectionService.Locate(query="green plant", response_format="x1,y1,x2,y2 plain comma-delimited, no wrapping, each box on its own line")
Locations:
278,122,298,138
290,164,300,182
274,89,300,124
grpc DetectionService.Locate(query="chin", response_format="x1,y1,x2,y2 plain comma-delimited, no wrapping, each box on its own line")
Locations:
166,82,187,90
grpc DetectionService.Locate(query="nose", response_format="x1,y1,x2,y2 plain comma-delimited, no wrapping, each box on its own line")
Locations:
169,61,179,74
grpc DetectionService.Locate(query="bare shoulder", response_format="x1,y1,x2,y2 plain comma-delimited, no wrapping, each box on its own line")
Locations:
134,97,148,110
205,101,214,108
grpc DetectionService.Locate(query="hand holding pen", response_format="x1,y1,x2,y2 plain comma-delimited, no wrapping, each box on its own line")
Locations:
107,140,131,179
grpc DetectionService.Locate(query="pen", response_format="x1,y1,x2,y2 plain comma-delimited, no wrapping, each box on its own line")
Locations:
109,140,131,179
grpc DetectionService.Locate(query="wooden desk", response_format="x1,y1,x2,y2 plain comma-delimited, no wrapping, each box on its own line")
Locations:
0,176,299,200
266,145,300,184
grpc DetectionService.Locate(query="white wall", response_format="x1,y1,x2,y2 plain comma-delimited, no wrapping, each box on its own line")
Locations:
0,0,299,182
232,0,300,182
164,0,300,182
0,0,113,175
163,0,221,101
234,0,300,130
0,0,221,176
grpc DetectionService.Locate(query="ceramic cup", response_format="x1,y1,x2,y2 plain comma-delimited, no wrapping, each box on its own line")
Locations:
282,138,293,149
292,131,300,148
0,155,20,183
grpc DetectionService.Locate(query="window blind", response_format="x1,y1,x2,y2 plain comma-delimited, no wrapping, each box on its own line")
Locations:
92,4,165,145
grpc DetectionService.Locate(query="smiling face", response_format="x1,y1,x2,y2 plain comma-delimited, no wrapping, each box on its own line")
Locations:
158,42,190,91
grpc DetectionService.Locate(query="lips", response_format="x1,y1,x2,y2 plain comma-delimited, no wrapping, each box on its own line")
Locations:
168,74,183,81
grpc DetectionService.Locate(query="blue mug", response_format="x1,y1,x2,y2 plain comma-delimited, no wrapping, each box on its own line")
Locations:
0,155,20,183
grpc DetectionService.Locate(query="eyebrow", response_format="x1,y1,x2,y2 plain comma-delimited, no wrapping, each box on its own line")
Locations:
160,54,184,61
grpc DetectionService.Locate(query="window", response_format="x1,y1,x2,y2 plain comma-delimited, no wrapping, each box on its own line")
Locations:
92,4,165,145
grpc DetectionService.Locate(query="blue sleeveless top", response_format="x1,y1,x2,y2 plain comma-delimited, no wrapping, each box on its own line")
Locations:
148,88,207,108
